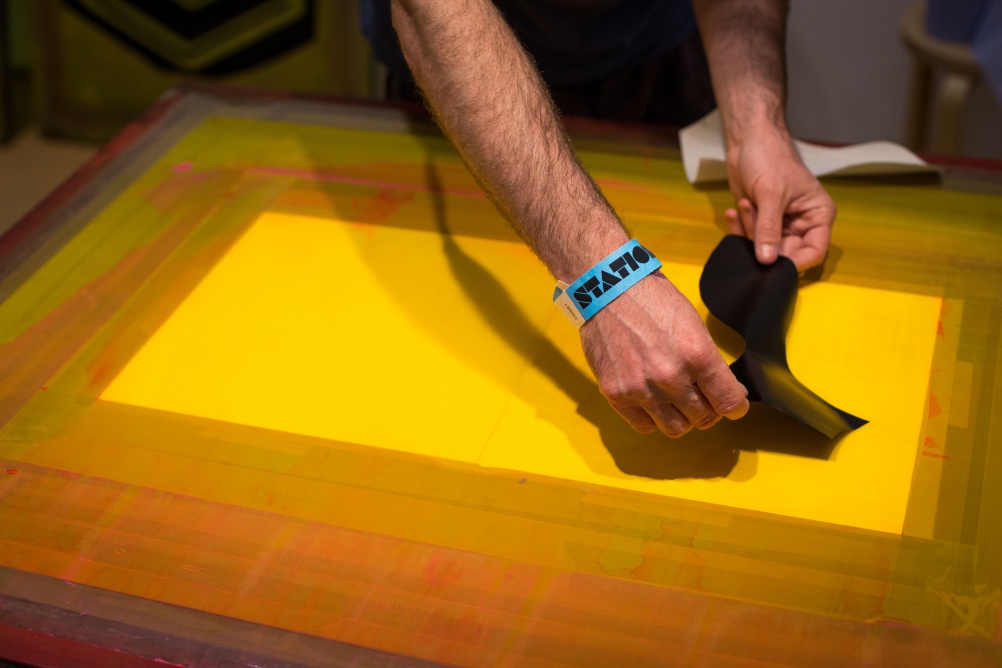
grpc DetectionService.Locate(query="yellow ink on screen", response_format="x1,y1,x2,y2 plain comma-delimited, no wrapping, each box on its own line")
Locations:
101,212,554,462
101,211,941,534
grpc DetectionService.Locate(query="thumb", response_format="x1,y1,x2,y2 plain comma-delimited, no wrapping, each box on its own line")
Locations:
696,356,750,421
752,193,784,265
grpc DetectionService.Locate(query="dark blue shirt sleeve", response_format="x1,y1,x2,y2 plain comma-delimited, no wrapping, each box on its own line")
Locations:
359,0,697,88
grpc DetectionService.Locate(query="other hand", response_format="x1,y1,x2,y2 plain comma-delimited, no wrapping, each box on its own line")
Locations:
725,132,835,271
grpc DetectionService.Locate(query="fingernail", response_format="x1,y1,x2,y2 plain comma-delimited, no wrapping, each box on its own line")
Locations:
759,244,776,263
740,383,748,396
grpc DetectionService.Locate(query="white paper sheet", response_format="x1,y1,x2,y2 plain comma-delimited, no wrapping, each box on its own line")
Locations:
679,110,939,184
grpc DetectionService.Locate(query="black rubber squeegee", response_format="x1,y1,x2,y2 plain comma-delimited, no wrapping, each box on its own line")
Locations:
699,235,867,439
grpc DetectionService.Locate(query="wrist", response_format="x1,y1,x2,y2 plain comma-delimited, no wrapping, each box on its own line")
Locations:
724,117,799,175
545,219,632,285
552,239,662,329
720,98,791,158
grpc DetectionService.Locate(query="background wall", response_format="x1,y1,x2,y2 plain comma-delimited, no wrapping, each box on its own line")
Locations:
4,1,998,158
785,0,1002,160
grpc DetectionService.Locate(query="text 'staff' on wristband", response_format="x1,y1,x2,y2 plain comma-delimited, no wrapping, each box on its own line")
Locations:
552,240,662,328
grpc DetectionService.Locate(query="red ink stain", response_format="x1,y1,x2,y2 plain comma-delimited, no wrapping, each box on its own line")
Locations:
172,161,194,173
937,320,945,336
5,470,17,475
355,187,413,224
594,178,650,192
928,393,942,418
924,436,939,448
144,168,217,212
249,165,486,199
922,452,950,459
40,386,47,391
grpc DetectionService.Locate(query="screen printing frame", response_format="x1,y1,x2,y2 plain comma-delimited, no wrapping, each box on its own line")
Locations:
0,85,1000,666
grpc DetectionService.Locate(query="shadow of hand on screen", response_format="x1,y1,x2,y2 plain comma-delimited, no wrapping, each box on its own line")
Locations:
419,154,733,479
420,150,844,480
435,229,741,479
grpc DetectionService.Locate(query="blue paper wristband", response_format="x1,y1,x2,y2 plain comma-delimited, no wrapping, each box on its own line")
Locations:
552,240,661,328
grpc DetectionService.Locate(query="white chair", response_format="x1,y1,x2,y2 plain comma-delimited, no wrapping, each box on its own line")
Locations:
901,1,983,153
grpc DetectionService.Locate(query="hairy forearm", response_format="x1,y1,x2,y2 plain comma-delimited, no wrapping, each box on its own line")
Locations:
391,0,628,282
692,0,790,148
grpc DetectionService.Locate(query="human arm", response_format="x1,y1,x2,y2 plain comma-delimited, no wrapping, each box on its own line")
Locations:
391,0,749,436
693,0,835,271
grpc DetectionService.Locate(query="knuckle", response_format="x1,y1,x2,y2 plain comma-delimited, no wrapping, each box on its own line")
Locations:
632,421,657,435
658,411,692,439
600,379,648,405
664,424,691,439
649,362,684,390
690,403,717,422
756,219,781,235
684,350,723,382
684,403,718,429
695,413,721,429
685,340,717,366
